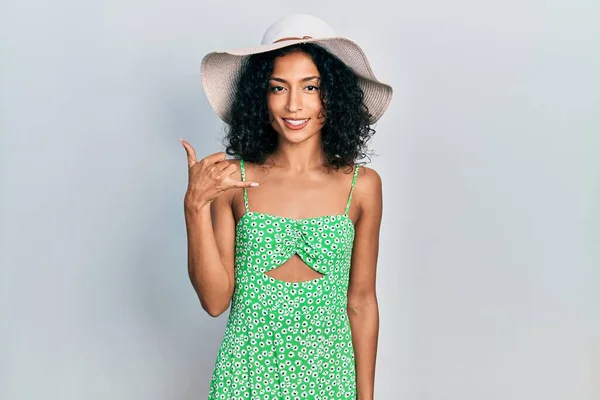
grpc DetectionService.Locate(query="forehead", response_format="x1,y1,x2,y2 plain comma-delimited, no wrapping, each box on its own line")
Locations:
271,51,320,77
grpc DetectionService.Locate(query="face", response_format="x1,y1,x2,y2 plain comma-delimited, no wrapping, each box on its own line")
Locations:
267,50,326,143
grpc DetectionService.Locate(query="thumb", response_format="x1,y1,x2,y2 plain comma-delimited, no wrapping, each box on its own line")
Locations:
180,138,197,167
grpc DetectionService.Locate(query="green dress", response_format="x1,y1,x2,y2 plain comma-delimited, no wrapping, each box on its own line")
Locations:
208,159,360,399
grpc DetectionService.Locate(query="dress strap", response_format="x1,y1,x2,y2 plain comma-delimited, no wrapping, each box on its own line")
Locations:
240,159,249,213
344,164,360,215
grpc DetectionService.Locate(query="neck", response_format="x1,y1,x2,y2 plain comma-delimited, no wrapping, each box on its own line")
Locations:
267,135,329,173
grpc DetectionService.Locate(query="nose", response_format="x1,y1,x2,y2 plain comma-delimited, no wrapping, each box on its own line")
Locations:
285,87,303,113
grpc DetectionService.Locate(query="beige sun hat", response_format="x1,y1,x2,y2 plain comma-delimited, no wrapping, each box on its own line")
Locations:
200,14,393,125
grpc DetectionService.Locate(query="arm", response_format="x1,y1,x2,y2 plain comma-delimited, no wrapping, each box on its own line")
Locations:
347,166,383,400
181,146,249,317
185,181,236,317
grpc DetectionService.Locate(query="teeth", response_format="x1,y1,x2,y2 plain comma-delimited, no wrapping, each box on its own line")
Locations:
284,119,308,125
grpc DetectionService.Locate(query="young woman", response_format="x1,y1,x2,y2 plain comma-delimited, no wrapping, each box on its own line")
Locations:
181,14,392,400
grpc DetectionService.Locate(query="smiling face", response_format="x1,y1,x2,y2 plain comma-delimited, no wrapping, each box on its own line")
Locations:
267,50,326,144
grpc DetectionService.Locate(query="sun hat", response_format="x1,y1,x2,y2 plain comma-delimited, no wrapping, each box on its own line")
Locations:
200,14,393,125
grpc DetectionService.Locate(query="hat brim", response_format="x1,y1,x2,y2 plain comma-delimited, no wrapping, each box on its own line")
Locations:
200,36,392,125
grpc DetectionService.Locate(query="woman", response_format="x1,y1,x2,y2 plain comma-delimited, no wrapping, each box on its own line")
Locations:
181,14,392,400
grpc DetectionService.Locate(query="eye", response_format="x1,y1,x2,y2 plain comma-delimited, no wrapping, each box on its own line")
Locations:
305,85,320,92
269,86,285,93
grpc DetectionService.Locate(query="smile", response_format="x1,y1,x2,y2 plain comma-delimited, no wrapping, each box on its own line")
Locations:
282,118,310,130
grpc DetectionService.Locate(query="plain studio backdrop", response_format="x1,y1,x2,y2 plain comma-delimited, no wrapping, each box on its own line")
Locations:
1,0,598,399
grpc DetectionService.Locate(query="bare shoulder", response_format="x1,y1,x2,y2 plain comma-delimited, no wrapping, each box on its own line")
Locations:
354,164,383,221
355,164,382,194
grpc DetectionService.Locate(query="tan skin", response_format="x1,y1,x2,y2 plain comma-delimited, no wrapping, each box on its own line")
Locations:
182,50,382,400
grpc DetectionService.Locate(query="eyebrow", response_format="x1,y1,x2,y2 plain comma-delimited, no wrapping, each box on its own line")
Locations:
269,76,321,84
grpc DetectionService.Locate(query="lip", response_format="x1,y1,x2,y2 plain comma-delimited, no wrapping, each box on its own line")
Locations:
282,118,310,130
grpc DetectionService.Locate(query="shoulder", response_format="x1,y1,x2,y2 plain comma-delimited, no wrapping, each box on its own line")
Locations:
353,164,383,219
355,164,382,194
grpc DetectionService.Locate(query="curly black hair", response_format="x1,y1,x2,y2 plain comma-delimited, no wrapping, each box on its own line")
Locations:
222,43,375,169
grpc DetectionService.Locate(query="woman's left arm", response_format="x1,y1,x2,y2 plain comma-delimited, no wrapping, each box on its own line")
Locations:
347,166,383,400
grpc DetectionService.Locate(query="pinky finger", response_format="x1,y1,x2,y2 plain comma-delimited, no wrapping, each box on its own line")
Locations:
235,181,260,188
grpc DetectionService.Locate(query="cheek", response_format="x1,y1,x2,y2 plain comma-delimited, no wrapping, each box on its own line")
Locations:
311,97,324,113
313,100,325,122
267,95,285,112
266,97,274,116
266,98,280,129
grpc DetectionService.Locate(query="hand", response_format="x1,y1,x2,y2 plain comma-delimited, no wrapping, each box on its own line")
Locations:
180,139,259,212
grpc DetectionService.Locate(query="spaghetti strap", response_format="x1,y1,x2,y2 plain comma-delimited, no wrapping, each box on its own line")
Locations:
344,164,360,215
240,159,249,213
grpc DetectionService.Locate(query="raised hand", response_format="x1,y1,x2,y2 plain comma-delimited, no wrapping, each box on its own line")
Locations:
180,138,259,212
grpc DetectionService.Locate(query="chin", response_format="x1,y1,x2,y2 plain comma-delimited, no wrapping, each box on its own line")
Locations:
280,129,320,143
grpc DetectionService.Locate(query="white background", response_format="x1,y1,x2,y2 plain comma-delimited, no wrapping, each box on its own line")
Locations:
1,0,598,399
